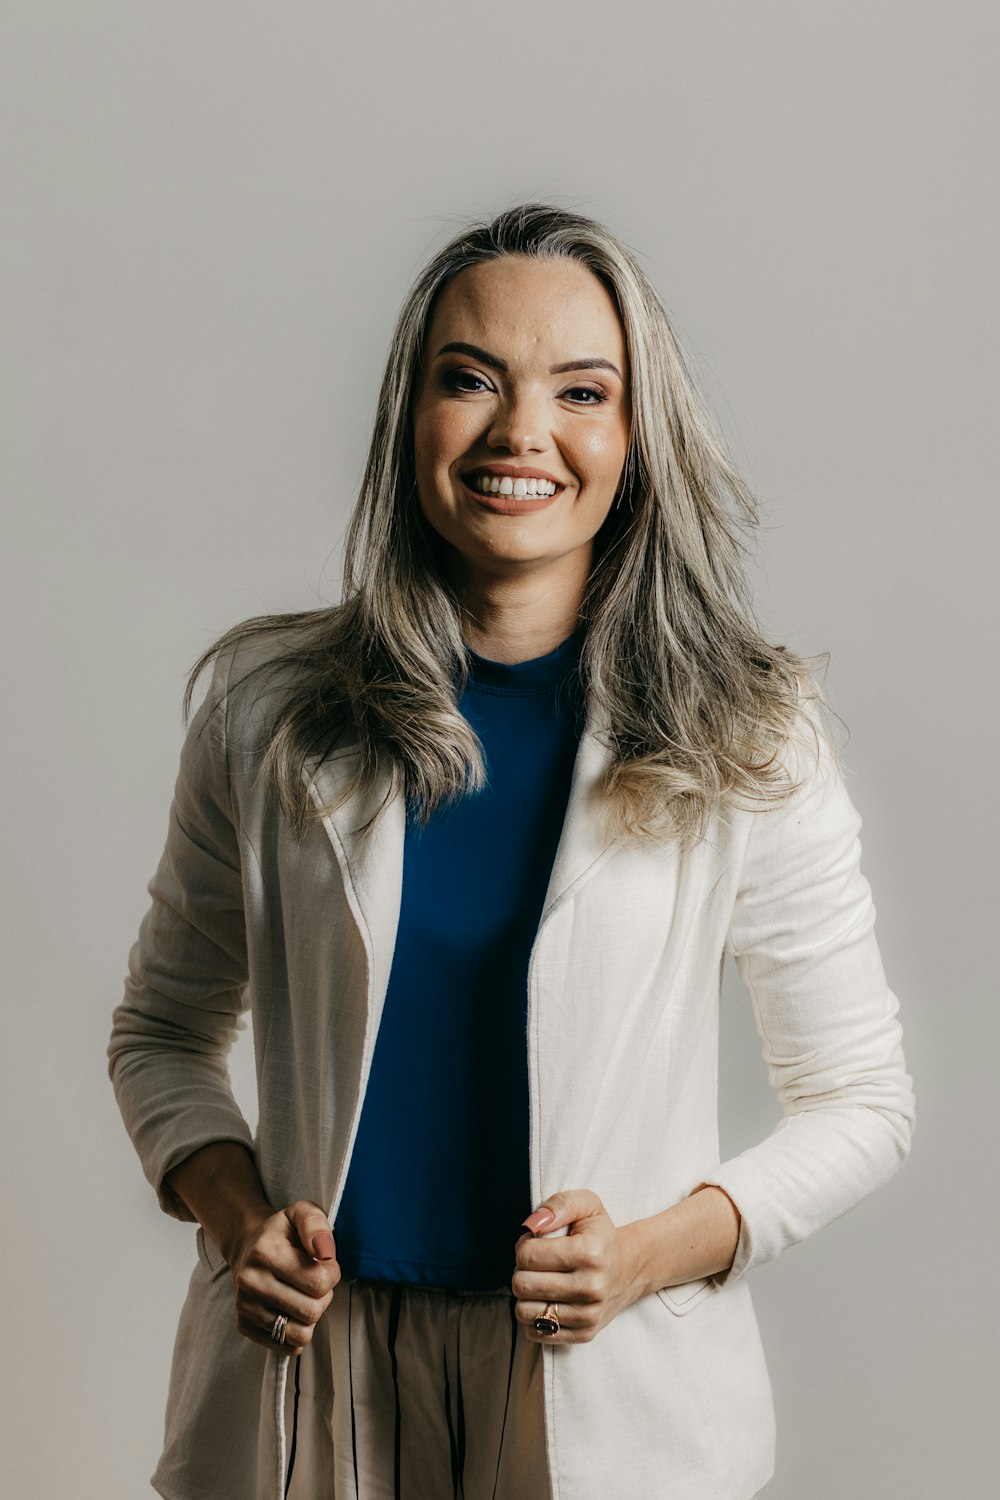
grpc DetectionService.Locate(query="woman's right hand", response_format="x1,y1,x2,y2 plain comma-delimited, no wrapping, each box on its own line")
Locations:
228,1201,341,1355
164,1145,340,1355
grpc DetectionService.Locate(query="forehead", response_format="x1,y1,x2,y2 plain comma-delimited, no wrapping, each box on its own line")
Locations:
425,254,626,367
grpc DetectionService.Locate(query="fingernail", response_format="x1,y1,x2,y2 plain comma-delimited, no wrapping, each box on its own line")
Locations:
311,1230,335,1261
522,1208,555,1233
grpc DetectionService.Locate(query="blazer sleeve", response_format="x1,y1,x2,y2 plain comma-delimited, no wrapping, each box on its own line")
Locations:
108,649,256,1221
698,715,915,1283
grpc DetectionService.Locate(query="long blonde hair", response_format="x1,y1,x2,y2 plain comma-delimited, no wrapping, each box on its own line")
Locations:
187,202,824,845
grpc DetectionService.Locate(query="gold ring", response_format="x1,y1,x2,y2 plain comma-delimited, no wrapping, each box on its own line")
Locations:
270,1312,289,1345
533,1303,560,1336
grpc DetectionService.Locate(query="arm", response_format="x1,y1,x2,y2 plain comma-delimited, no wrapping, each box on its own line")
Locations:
110,653,341,1351
108,650,255,1218
699,718,915,1284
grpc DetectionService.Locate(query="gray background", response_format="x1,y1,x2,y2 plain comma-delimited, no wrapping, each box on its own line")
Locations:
2,2,996,1495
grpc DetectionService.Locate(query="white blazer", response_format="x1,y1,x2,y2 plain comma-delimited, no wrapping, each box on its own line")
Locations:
109,636,914,1500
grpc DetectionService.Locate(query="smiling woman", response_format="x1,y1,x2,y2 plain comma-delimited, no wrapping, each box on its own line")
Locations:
109,203,913,1500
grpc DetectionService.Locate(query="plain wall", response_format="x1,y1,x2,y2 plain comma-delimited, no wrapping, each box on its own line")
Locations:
2,2,996,1495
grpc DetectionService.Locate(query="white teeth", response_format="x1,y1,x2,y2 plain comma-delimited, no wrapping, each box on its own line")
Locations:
472,474,557,497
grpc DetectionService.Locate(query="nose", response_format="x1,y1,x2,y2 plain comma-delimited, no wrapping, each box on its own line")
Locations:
486,386,547,453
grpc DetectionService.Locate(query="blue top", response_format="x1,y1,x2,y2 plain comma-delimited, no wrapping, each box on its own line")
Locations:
333,630,586,1291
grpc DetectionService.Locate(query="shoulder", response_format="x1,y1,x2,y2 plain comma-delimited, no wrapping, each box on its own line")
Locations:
708,683,849,860
728,696,862,906
741,673,842,808
191,609,345,760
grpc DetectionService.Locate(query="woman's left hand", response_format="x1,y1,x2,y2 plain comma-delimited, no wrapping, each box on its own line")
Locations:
511,1189,645,1343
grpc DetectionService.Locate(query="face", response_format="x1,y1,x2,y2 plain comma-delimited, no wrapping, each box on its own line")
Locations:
410,254,631,592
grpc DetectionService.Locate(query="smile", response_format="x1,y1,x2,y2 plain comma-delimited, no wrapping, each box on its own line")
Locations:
470,474,559,498
460,473,564,516
461,471,563,501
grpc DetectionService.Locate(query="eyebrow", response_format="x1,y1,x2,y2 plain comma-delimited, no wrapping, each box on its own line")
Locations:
435,341,624,383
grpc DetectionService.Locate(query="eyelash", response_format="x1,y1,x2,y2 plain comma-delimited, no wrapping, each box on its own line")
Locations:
442,370,608,405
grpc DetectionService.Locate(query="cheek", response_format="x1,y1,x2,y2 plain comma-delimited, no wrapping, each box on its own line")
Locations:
414,402,481,476
572,424,628,484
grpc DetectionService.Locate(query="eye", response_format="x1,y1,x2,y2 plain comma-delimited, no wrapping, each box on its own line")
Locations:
442,369,492,394
563,385,608,406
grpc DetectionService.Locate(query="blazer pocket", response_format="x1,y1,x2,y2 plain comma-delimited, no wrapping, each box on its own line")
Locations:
655,1275,721,1316
196,1225,229,1279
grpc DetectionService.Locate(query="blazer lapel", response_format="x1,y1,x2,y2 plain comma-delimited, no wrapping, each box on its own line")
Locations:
303,748,405,1011
542,713,620,918
303,710,620,974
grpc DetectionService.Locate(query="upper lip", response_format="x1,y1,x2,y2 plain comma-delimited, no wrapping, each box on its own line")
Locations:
461,463,566,487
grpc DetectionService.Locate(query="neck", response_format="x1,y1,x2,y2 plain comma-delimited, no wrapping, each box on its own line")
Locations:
453,561,588,664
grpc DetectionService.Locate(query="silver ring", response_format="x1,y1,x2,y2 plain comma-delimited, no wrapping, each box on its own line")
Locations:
270,1312,289,1345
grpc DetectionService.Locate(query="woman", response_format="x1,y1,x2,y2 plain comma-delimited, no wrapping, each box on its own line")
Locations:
110,202,914,1500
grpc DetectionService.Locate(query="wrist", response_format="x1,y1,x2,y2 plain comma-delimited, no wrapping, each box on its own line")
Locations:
619,1219,656,1304
164,1143,273,1266
622,1187,742,1299
212,1198,271,1270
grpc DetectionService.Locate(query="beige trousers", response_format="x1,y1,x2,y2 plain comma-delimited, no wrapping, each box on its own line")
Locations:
284,1279,550,1499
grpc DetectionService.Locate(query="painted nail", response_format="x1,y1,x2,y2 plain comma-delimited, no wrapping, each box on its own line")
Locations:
311,1230,336,1260
522,1208,555,1232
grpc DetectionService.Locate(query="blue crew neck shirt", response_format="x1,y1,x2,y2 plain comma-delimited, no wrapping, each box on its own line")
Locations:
333,630,586,1291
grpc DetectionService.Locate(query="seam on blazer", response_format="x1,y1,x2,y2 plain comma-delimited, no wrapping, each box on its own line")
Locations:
220,645,278,1074
526,924,563,1500
544,1344,562,1500
310,797,379,974
218,644,238,829
545,837,624,918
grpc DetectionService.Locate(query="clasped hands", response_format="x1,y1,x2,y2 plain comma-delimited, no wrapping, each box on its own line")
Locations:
226,1188,646,1355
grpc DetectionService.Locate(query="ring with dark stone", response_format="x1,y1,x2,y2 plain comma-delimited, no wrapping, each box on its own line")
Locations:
533,1304,560,1336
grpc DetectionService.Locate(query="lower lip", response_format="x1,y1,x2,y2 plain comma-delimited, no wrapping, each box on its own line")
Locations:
461,478,563,515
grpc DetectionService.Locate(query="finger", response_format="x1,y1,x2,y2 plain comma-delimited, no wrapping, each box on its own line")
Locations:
238,1224,339,1301
522,1189,606,1236
268,1252,339,1302
513,1231,600,1273
285,1200,338,1262
236,1269,334,1328
511,1265,604,1306
237,1306,314,1354
513,1299,596,1344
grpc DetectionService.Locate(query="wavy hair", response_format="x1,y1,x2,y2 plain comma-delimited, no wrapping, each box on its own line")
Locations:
187,202,825,845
